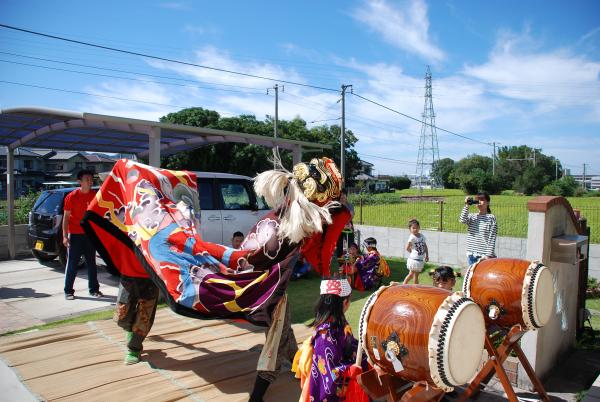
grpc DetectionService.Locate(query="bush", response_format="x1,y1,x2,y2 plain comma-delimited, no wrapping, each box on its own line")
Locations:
583,190,600,197
389,176,411,190
575,187,587,197
542,182,562,196
0,190,41,225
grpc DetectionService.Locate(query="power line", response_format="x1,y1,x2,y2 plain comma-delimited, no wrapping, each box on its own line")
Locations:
359,153,418,165
0,50,268,91
0,79,199,109
309,117,341,124
0,58,266,95
0,23,339,93
351,91,492,146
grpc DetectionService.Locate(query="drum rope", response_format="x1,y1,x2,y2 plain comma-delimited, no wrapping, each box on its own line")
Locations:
434,296,471,389
523,261,545,330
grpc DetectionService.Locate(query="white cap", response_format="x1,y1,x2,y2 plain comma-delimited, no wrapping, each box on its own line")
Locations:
320,278,352,297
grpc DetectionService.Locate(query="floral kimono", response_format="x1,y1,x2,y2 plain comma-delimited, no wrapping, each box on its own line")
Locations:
293,321,369,402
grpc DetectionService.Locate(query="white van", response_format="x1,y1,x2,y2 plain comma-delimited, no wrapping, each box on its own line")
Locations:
194,172,270,245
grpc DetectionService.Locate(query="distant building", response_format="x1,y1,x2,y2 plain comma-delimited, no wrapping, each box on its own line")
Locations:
0,148,119,198
570,174,600,191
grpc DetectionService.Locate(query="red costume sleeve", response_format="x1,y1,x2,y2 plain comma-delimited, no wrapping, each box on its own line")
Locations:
301,206,351,277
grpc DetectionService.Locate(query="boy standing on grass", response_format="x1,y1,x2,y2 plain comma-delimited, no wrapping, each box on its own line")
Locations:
403,218,428,284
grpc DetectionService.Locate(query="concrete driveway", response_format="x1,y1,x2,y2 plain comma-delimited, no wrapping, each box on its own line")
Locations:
0,256,120,334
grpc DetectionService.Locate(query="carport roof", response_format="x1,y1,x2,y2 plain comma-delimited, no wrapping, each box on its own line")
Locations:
0,107,331,156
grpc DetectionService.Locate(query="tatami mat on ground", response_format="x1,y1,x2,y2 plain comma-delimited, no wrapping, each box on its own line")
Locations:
0,308,312,402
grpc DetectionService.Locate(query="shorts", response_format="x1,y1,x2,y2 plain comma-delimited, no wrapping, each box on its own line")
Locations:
407,258,424,272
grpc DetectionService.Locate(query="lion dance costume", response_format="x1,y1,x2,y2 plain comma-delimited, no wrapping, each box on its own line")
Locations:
82,158,351,327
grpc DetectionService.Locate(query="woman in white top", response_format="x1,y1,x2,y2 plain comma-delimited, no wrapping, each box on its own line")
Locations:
459,191,497,267
403,218,429,284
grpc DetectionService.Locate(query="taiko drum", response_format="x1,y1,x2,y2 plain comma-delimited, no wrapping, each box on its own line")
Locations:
358,284,486,392
462,258,554,330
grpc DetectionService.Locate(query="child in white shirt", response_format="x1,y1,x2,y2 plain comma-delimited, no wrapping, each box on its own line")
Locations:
403,218,428,284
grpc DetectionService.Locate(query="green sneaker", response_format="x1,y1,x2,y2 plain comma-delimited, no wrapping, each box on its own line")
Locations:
124,350,140,365
125,331,133,344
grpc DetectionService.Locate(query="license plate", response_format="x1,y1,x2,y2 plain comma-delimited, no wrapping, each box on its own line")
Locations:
34,240,44,251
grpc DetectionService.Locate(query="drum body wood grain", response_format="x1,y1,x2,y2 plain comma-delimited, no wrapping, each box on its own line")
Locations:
358,284,485,391
463,258,554,330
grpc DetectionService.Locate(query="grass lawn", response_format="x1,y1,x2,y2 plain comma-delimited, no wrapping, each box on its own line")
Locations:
351,190,600,243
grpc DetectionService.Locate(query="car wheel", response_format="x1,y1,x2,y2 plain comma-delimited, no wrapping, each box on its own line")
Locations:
32,249,57,262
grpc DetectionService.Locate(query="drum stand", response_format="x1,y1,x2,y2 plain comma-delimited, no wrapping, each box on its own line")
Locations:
357,369,445,402
458,325,550,402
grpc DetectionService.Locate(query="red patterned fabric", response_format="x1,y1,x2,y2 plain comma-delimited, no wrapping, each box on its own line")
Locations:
301,206,351,277
82,160,296,326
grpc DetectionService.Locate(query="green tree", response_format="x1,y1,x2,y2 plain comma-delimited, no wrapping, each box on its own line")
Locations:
431,158,456,188
542,175,579,197
449,154,499,194
159,108,361,179
495,145,560,194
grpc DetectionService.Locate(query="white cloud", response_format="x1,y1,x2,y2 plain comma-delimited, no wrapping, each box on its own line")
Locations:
463,29,600,119
352,0,445,62
159,2,191,11
81,81,183,121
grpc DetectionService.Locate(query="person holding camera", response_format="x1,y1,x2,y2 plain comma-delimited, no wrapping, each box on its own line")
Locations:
459,191,497,266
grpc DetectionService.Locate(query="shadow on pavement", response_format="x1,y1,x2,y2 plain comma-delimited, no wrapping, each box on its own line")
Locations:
0,287,51,299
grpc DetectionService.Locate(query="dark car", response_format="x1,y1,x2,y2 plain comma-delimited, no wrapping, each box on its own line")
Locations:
28,188,74,267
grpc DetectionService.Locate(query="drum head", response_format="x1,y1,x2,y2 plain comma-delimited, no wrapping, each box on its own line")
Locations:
532,266,554,327
445,302,486,385
429,293,485,390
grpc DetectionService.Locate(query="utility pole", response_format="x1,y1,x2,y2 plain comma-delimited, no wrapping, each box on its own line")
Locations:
268,84,283,168
532,148,536,167
555,159,559,180
340,84,352,182
583,163,587,190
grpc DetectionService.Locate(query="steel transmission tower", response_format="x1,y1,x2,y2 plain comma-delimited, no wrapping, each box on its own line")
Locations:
415,65,440,190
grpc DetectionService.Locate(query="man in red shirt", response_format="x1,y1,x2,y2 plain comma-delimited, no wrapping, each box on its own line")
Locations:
63,169,102,299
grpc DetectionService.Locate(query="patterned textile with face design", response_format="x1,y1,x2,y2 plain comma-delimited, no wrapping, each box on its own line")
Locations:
82,159,299,326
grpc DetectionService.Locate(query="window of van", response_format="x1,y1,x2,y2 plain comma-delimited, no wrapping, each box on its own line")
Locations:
219,182,252,210
197,179,215,210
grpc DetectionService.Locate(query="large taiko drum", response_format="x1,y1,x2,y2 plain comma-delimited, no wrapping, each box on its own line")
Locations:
358,284,486,392
462,258,554,330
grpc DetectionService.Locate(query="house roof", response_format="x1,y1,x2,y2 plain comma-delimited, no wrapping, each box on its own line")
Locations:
84,154,116,163
45,151,84,161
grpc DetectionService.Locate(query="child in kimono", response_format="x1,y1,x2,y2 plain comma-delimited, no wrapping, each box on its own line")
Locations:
292,278,369,402
354,237,388,290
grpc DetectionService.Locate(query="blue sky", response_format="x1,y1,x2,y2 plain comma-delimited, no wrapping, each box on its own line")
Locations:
1,0,599,176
